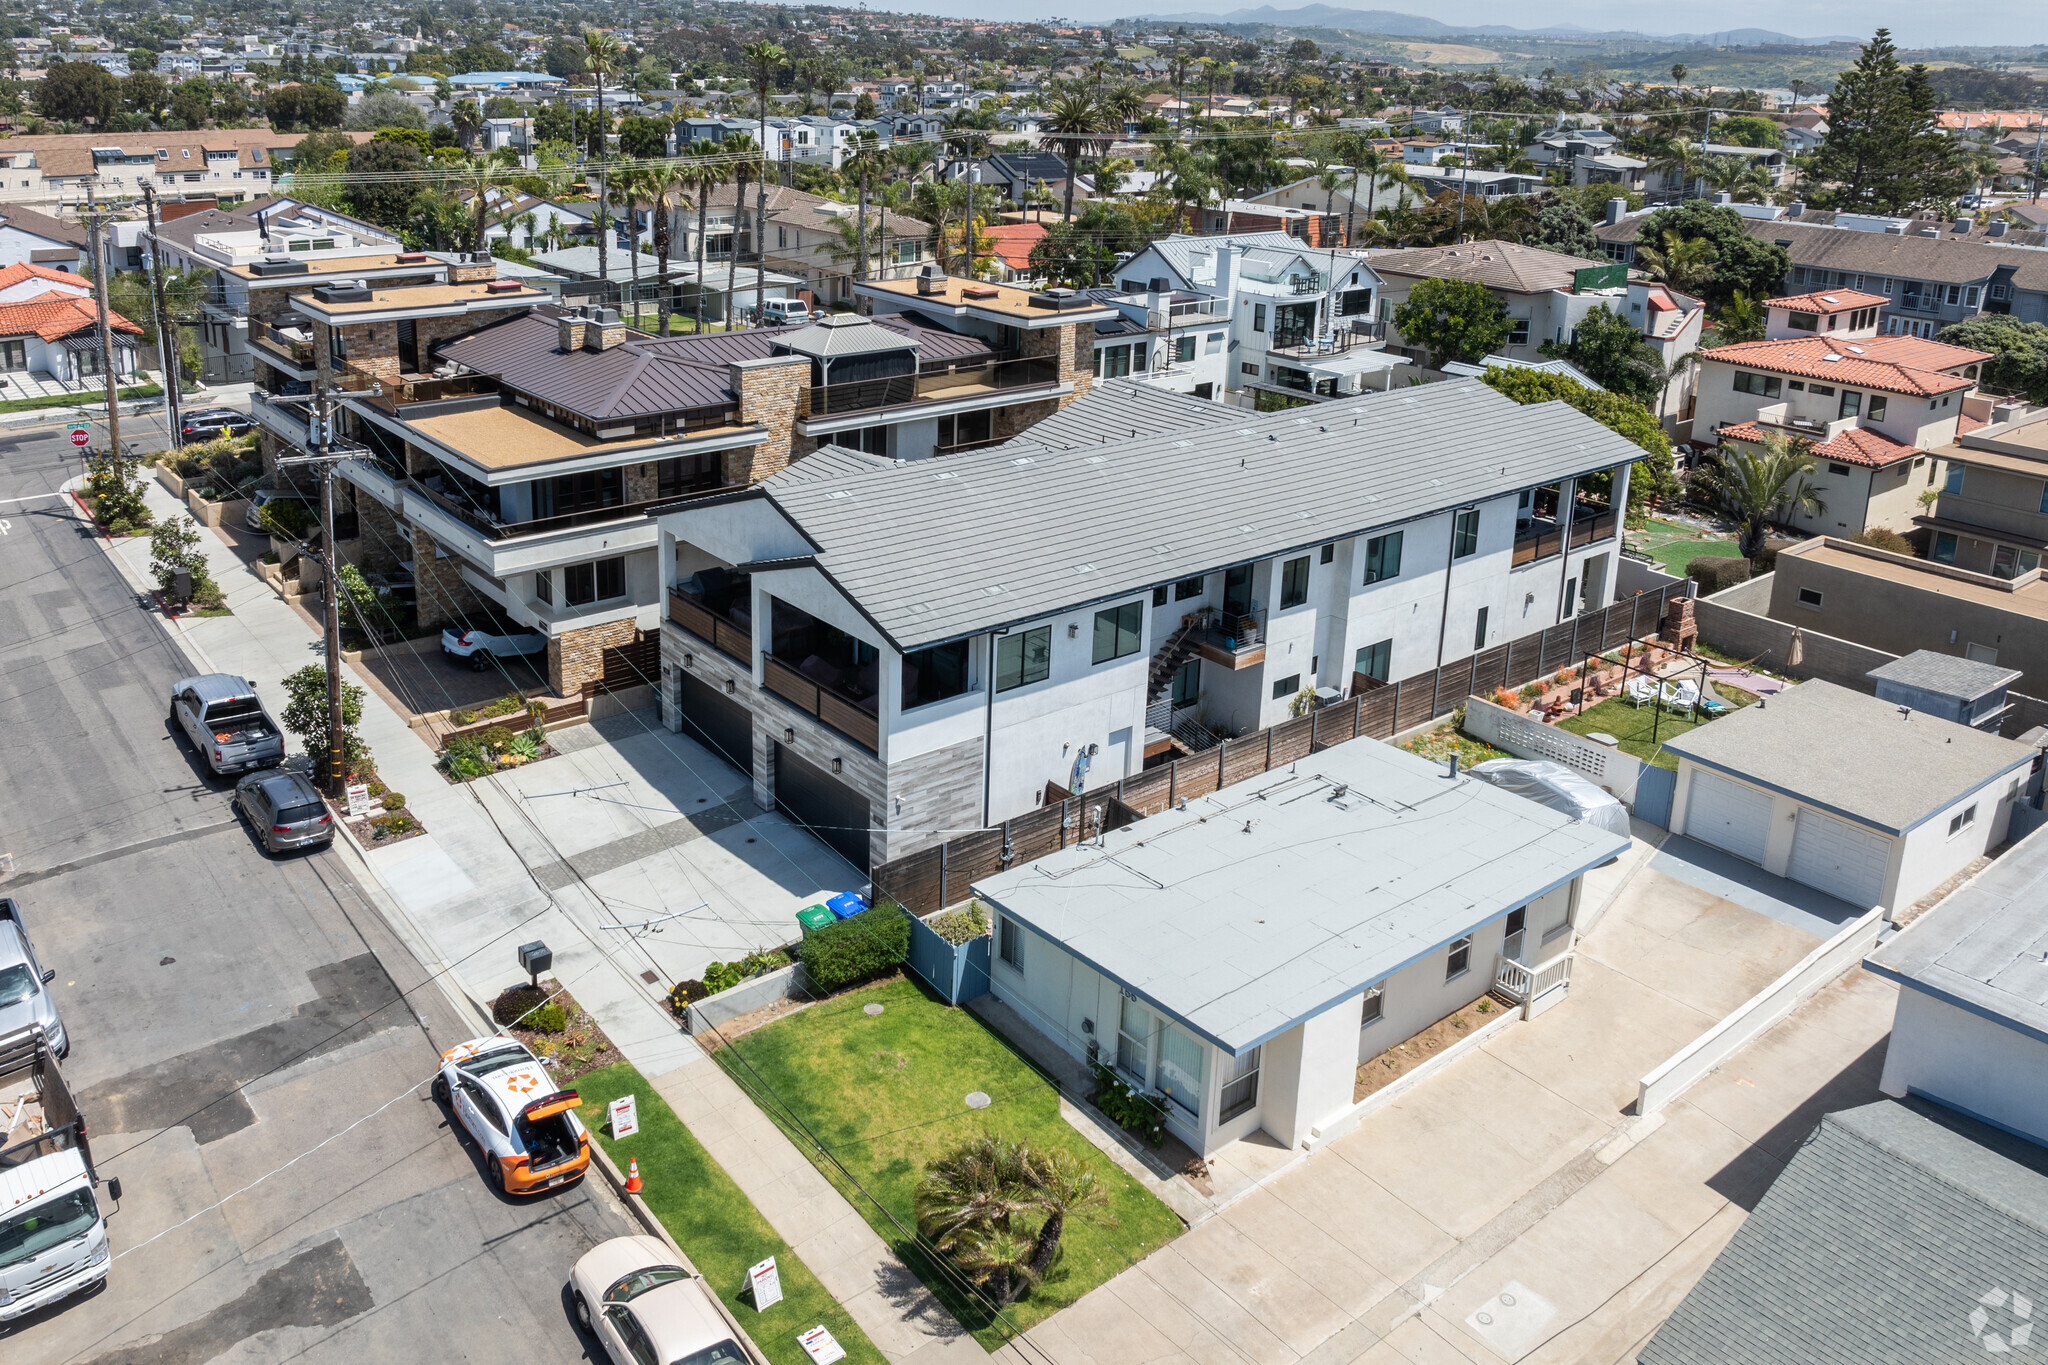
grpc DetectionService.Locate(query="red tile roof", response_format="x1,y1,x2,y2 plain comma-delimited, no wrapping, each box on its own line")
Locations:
1764,288,1888,315
0,293,143,342
981,222,1046,271
1701,334,1991,397
1719,420,1921,468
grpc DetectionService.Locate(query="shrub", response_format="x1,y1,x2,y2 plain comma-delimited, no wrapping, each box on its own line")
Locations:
1519,681,1544,702
702,950,790,994
1853,526,1914,556
927,902,989,946
381,791,406,810
365,779,388,798
1689,555,1753,596
450,709,477,726
481,692,525,717
527,1002,567,1034
799,903,911,993
259,497,311,539
442,734,491,780
480,725,516,751
506,729,541,760
370,812,415,838
1492,687,1517,707
1089,1060,1165,1146
668,980,707,1018
493,983,548,1026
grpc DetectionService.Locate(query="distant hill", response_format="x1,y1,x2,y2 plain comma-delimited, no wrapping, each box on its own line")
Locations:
1132,6,1859,45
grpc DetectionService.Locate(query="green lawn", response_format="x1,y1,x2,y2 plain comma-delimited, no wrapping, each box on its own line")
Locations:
713,978,1184,1347
573,1064,887,1365
1556,682,1759,768
0,383,165,415
1630,518,1742,576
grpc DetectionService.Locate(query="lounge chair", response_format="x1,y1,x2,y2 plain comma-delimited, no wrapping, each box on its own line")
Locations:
1661,679,1702,713
1625,677,1660,708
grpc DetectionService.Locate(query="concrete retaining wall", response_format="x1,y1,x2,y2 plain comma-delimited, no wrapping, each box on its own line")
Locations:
1461,695,1650,806
1614,557,1684,602
684,961,811,1037
1635,905,1888,1115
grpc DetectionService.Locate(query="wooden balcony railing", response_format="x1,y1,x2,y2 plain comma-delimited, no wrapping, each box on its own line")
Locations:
667,588,752,664
1568,506,1617,550
1511,523,1565,567
762,653,879,752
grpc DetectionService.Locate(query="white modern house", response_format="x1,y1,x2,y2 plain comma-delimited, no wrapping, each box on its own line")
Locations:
1662,680,2032,911
1112,232,1396,398
1083,288,1232,401
649,379,1638,871
974,734,1625,1157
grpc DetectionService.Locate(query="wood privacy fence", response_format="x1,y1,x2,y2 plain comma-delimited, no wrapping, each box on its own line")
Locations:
870,586,1676,914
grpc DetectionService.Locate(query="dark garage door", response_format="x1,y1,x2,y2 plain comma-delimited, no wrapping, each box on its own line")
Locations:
774,742,871,874
677,672,753,775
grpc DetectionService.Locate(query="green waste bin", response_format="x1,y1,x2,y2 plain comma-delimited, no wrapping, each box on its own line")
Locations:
796,904,834,937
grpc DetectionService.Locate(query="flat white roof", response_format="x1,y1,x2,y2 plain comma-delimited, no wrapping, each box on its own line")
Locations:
972,736,1626,1054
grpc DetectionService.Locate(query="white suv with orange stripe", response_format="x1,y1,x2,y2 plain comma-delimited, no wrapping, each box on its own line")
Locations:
432,1036,591,1195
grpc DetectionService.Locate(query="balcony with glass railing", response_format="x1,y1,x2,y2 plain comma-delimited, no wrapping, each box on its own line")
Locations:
806,354,1061,419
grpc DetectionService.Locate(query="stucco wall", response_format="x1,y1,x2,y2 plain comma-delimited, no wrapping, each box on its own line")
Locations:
1879,985,2048,1145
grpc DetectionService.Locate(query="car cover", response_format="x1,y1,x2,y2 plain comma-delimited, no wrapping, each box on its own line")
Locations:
1467,759,1633,837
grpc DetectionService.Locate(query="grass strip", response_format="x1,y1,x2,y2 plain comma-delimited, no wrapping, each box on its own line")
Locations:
574,1062,889,1365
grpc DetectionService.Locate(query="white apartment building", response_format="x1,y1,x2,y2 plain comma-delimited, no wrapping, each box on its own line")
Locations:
1113,232,1398,398
650,379,1637,872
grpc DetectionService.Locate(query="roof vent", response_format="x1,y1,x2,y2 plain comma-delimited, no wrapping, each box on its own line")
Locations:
247,257,310,277
485,278,523,293
312,280,372,303
394,251,429,264
915,264,945,296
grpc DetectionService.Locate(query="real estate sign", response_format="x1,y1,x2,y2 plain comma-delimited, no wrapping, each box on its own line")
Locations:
799,1326,844,1365
748,1256,782,1311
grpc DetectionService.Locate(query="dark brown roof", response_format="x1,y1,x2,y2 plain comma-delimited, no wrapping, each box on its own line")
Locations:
1598,214,2048,287
437,307,997,421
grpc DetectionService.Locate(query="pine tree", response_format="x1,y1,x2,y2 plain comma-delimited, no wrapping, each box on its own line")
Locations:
1808,29,1968,214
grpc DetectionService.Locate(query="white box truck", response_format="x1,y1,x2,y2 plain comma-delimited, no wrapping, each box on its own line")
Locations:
0,1026,117,1320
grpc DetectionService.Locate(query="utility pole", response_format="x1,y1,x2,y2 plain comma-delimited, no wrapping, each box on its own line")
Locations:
83,185,121,458
275,383,350,796
140,186,183,444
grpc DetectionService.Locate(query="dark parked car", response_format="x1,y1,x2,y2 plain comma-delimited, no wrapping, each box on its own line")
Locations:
233,770,335,854
180,406,255,443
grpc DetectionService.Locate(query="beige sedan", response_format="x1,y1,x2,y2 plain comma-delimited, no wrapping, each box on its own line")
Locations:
570,1236,751,1365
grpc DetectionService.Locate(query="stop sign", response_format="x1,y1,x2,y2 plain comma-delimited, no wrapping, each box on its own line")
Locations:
68,426,89,447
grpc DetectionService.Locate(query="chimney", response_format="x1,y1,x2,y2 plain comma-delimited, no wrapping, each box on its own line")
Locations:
1605,197,1625,225
1213,245,1239,307
915,263,944,296
1788,200,1805,217
1712,191,1733,206
1994,401,2028,425
448,250,498,284
557,307,591,352
585,306,627,351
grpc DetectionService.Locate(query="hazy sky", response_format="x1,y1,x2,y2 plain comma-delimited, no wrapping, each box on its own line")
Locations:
847,0,2040,49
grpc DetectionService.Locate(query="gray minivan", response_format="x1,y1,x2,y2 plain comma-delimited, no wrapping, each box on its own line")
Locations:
0,899,67,1058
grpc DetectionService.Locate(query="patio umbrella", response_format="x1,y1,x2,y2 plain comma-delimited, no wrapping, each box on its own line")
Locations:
1786,627,1805,668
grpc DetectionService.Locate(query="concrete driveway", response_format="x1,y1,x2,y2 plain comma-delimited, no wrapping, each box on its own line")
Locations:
1007,855,1896,1365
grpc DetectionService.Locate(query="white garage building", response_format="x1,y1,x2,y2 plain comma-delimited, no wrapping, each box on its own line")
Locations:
1662,681,2032,913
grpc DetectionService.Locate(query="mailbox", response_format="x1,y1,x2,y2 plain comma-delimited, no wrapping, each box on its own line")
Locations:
517,940,552,986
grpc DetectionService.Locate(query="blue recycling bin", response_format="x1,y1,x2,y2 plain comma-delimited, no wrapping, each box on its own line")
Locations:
826,891,869,920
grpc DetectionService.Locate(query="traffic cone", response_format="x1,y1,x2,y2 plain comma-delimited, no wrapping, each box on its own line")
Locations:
625,1158,642,1194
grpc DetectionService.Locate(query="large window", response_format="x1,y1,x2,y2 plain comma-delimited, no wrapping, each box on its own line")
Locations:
1933,532,1958,564
1943,464,1965,495
1838,390,1862,419
1092,601,1143,665
1252,303,1266,333
1219,1046,1260,1122
1116,995,1151,1082
1173,575,1206,601
1157,1024,1205,1118
1170,657,1200,706
532,467,624,520
995,627,1051,692
1732,370,1782,398
657,451,724,498
1364,531,1403,584
1271,673,1300,700
903,638,972,709
1869,396,1888,422
561,556,626,606
1279,555,1310,608
1452,509,1479,559
1355,638,1392,683
1787,312,1818,332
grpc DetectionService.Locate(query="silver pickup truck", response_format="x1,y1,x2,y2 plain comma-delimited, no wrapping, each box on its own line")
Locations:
170,674,286,776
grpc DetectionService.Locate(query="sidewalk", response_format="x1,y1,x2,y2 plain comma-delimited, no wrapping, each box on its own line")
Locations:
109,481,968,1363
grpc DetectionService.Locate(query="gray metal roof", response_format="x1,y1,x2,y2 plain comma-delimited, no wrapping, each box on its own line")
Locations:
1639,1098,2048,1365
996,380,1233,454
1660,681,2032,835
1866,649,2022,702
971,735,1626,1054
775,313,918,359
1865,824,2048,1044
758,380,1648,651
1137,232,1318,290
769,447,897,485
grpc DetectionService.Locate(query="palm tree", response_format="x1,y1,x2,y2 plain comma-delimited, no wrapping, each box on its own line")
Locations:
1041,88,1110,223
915,1134,1030,1251
950,1226,1039,1307
1020,1148,1110,1281
1104,84,1143,137
684,144,729,333
451,153,520,254
722,132,757,328
1168,50,1191,134
1693,434,1825,559
1716,289,1765,343
743,40,787,325
613,165,651,326
450,96,483,151
1635,229,1717,297
651,164,687,333
583,29,624,294
844,129,884,284
515,210,538,250
1649,138,1702,200
1349,144,1406,245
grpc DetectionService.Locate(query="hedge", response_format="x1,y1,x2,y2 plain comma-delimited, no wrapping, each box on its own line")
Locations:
799,904,911,994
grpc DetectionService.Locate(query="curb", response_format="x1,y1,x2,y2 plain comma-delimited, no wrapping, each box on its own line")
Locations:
585,1139,774,1365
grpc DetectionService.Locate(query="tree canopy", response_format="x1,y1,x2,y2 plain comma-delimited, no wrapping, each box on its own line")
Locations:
1807,28,1970,214
1541,304,1667,407
1937,315,2048,405
39,60,120,124
1632,201,1789,311
1713,115,1783,149
1527,202,1603,262
1392,277,1510,371
1479,366,1677,519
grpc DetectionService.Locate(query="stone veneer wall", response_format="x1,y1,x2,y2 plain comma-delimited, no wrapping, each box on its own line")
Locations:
353,495,406,574
1022,320,1097,407
410,526,487,630
727,354,813,486
551,616,641,696
315,311,508,387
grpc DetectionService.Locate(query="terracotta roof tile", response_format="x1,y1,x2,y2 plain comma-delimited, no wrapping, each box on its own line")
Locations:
1765,288,1889,314
0,261,89,292
1719,420,1920,468
1701,334,1990,397
0,294,143,342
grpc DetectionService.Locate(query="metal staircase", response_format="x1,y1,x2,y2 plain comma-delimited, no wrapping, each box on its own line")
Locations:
1145,620,1200,706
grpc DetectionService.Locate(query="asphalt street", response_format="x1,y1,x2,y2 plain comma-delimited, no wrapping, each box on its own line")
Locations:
0,413,633,1362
